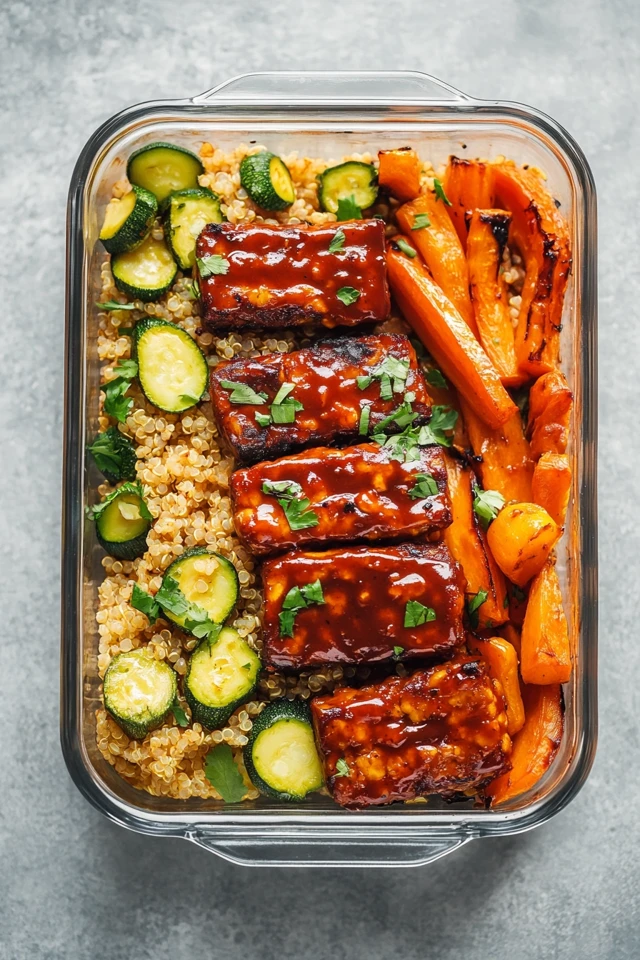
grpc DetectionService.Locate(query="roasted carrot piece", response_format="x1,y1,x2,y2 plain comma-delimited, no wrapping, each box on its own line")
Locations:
395,189,478,336
377,148,422,202
487,682,564,804
388,246,517,429
506,582,528,627
492,162,572,377
466,209,521,386
442,453,508,628
527,370,573,460
487,502,560,588
459,400,534,503
499,623,522,659
443,156,493,248
520,558,571,684
532,453,572,527
468,636,525,735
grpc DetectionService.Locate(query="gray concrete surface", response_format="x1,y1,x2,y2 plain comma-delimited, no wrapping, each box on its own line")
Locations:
0,0,636,956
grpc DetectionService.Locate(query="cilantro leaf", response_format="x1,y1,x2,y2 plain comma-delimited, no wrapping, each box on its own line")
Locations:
418,405,458,446
379,372,393,400
101,376,133,423
408,473,438,500
113,359,138,379
130,583,160,623
336,195,362,221
186,279,200,300
467,588,489,629
433,178,452,206
270,398,303,424
86,481,151,521
180,394,201,406
329,229,346,253
334,758,350,778
278,579,325,637
300,580,325,605
219,380,268,405
473,486,505,529
272,382,296,405
262,479,319,532
404,600,436,628
255,411,272,428
412,213,431,230
153,575,220,640
203,744,246,803
426,368,448,389
172,699,189,727
336,286,361,306
375,399,417,433
87,427,135,482
96,300,136,311
393,645,404,658
395,238,417,259
359,403,371,435
197,254,230,278
409,336,426,359
357,375,373,390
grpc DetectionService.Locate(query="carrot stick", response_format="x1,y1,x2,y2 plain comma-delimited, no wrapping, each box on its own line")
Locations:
527,370,573,460
388,246,517,429
499,623,522,659
468,636,525,735
520,557,571,684
443,157,493,248
377,148,422,202
459,400,534,502
532,453,572,527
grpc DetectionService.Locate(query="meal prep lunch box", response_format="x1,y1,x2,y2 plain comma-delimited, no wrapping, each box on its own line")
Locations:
61,71,598,867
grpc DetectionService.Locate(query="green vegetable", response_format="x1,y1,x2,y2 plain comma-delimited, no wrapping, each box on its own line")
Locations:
329,229,346,253
412,213,431,230
373,398,417,435
103,648,177,740
473,486,506,529
395,238,417,258
196,253,230,277
127,142,204,203
408,473,438,500
269,383,303,424
467,589,489,629
357,375,372,390
244,700,323,801
262,480,319,532
186,627,261,729
87,427,137,484
96,300,137,312
134,318,208,413
417,405,458,447
318,161,378,215
99,185,158,255
219,380,267,405
111,234,177,302
163,187,224,269
279,580,325,638
204,743,247,803
393,645,404,658
239,151,296,211
87,481,152,560
433,178,452,206
359,403,371,435
404,600,436,628
172,699,189,727
185,278,200,300
426,367,448,389
100,357,137,423
130,583,159,623
255,411,272,428
161,548,239,634
334,758,350,778
336,286,361,306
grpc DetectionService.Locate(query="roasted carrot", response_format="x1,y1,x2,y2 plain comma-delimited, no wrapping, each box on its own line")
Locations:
459,400,534,503
499,623,522,659
395,190,478,336
532,453,572,527
487,502,560,588
466,209,521,386
468,636,525,736
520,558,571,684
492,162,572,377
377,148,422,202
506,582,528,627
487,682,564,804
527,369,573,460
388,246,517,429
442,453,508,628
443,156,493,248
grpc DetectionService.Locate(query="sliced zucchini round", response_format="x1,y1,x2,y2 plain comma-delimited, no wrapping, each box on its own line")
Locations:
185,627,261,729
244,700,324,801
104,648,177,740
162,548,239,632
318,160,379,215
87,426,137,485
163,187,224,269
112,234,177,302
99,185,158,255
127,142,204,203
134,318,208,413
239,152,296,211
94,486,152,560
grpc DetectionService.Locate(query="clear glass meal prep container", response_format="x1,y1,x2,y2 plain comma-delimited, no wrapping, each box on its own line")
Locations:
61,71,598,868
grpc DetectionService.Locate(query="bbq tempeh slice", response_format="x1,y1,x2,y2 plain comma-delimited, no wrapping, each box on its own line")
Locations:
261,542,465,669
231,442,450,555
210,333,431,464
311,658,511,808
197,219,389,331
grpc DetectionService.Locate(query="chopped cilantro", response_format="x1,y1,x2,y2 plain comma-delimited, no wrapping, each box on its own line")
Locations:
467,589,489,629
172,700,189,727
418,405,458,446
357,375,373,390
404,600,436,628
395,238,417,258
219,380,268,405
255,411,272,428
473,486,505,529
336,195,362,220
96,300,136,311
426,368,448,389
329,229,346,253
408,473,438,499
336,286,361,306
203,743,246,803
393,645,404,658
272,382,295,405
412,213,431,230
359,403,371,436
196,254,230,277
262,479,319,532
86,481,151,522
334,758,350,778
278,579,325,638
130,583,160,623
433,178,452,206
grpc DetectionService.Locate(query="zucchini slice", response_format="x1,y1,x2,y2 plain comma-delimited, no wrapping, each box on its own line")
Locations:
185,627,261,729
127,142,204,203
93,484,152,560
104,648,177,740
112,234,177,302
134,318,208,413
318,160,379,215
164,187,224,269
162,548,239,633
239,152,296,211
244,700,324,801
99,185,158,255
87,426,137,484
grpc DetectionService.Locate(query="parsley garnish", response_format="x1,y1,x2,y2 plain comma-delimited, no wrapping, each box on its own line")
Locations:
262,479,319,532
101,358,138,423
412,213,431,230
87,427,135,482
269,382,303,424
395,238,417,259
255,411,272,428
279,580,325,638
334,758,350,778
336,195,362,220
196,254,230,277
393,645,404,658
204,743,246,803
426,368,448,389
336,286,361,306
467,589,489,629
186,278,200,300
86,481,151,522
433,178,452,206
131,574,221,641
180,393,201,406
130,583,160,623
172,699,189,727
418,405,458,446
359,403,371,435
113,359,138,379
272,383,295,405
219,380,268,405
408,473,438,499
404,600,436,628
472,486,505,529
329,229,346,253
374,398,417,433
357,375,373,390
96,300,136,311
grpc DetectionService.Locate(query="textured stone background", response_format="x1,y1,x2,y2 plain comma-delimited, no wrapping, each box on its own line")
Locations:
0,0,636,956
